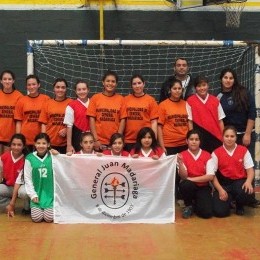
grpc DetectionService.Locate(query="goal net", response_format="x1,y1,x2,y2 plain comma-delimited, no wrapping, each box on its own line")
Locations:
27,40,255,100
27,40,260,185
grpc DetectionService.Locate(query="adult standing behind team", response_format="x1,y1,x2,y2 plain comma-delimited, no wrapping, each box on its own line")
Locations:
0,70,23,155
122,74,159,151
14,75,50,151
38,78,72,154
159,57,194,103
87,70,126,150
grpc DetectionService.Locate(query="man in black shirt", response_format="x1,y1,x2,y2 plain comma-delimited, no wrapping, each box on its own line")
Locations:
159,57,194,102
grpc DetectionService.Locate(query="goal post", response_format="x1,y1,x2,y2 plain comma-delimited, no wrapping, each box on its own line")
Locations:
26,40,256,98
26,39,260,184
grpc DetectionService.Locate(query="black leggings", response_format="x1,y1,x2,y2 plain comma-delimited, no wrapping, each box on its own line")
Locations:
179,180,213,219
213,178,255,217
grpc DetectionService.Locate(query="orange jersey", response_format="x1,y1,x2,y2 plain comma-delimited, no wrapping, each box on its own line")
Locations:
14,94,50,145
123,94,159,143
158,98,189,147
0,90,23,142
38,98,72,147
87,93,126,145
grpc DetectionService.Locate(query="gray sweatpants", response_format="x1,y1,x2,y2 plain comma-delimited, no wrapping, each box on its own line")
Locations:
0,184,30,212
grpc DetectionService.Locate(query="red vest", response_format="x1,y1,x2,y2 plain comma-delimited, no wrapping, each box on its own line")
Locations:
1,151,24,186
187,95,222,141
181,150,211,186
103,150,129,157
214,145,247,179
130,147,165,158
69,100,89,131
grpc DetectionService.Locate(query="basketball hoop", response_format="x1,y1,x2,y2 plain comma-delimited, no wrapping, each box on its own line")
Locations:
216,0,247,28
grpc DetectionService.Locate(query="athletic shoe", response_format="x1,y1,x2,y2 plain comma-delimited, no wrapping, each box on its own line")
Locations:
230,200,236,209
236,206,244,216
177,199,185,208
182,206,193,219
21,208,31,215
248,199,260,208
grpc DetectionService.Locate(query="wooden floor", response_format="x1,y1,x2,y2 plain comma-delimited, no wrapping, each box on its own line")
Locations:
1,200,260,260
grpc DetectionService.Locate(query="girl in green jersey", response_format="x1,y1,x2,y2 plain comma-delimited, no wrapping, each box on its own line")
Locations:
24,133,54,222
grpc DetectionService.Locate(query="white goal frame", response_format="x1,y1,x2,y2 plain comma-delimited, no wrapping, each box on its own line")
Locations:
27,39,260,186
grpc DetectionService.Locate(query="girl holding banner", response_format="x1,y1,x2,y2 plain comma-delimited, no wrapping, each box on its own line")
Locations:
130,127,165,159
24,133,54,223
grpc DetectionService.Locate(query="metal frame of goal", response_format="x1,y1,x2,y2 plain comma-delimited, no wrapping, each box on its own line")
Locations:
27,40,260,185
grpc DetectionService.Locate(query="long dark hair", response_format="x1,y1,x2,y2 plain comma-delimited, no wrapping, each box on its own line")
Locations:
130,74,145,86
133,127,158,153
74,79,89,90
26,74,40,84
223,125,237,137
109,133,124,147
0,70,16,90
80,132,94,143
220,68,249,112
9,133,29,156
34,133,50,143
102,70,118,83
53,78,69,88
186,129,202,140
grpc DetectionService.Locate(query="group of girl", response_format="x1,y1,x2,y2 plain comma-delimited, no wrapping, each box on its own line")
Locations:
178,126,255,219
0,126,165,222
0,125,255,222
0,66,257,221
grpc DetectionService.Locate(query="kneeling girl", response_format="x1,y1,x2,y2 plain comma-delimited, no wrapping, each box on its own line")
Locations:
24,133,54,223
178,129,214,219
212,125,255,217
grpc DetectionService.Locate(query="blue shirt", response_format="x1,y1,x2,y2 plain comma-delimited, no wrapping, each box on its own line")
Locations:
217,90,256,132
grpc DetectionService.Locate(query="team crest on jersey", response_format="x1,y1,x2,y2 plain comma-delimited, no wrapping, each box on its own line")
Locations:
227,97,234,106
90,161,139,220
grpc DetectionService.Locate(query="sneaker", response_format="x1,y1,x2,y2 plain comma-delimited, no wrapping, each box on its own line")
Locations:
248,199,260,208
230,200,236,209
236,206,244,216
21,208,31,215
182,206,193,219
177,199,185,208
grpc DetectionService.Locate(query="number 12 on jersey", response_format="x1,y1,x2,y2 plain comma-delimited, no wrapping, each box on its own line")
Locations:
38,168,48,178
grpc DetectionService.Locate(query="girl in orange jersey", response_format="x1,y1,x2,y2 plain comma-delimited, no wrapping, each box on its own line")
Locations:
0,70,23,155
158,79,192,155
158,79,192,203
87,70,126,151
63,80,90,154
39,78,72,154
130,127,165,159
102,133,129,157
122,74,159,152
14,75,50,151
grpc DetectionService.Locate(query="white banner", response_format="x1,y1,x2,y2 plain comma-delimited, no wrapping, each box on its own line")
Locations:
53,154,176,224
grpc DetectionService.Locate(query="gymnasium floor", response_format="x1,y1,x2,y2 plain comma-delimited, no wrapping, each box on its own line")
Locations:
1,198,260,260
